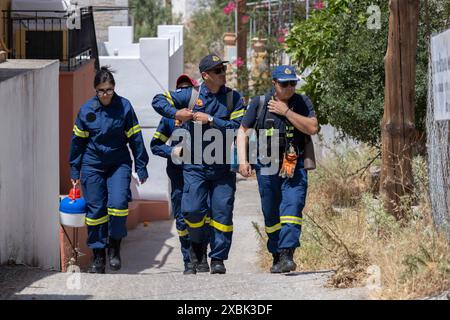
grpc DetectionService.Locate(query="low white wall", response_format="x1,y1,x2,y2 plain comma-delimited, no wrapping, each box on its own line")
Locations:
0,59,60,270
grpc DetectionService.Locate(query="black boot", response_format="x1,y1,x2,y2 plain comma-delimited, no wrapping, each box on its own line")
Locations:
185,244,199,275
87,249,106,274
279,248,297,273
210,259,226,274
183,262,197,275
196,245,210,273
108,238,122,271
270,249,297,274
270,253,282,274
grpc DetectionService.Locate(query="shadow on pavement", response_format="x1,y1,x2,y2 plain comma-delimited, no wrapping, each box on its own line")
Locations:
284,270,335,277
110,219,180,275
9,294,92,300
0,265,61,300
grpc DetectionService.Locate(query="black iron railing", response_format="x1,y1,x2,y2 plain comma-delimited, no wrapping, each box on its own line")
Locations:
2,6,99,71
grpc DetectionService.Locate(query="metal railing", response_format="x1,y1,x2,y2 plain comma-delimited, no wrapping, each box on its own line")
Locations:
2,6,99,71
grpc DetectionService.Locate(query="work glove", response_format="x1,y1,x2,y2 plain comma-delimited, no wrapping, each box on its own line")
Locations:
279,145,298,179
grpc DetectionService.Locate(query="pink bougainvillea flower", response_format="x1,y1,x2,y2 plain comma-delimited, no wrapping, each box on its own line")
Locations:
234,57,244,68
241,15,250,24
277,36,286,44
314,1,325,10
277,27,289,36
223,1,236,15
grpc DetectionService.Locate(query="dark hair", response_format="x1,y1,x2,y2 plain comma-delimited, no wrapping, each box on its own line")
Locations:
94,66,115,88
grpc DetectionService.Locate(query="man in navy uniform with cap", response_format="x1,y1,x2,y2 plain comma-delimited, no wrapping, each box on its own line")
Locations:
152,54,245,274
237,65,318,273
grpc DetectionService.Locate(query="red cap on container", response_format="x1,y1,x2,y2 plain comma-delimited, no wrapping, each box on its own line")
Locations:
69,188,81,200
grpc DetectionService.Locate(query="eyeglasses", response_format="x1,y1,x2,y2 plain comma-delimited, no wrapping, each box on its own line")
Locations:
210,65,227,75
277,81,297,88
96,88,114,97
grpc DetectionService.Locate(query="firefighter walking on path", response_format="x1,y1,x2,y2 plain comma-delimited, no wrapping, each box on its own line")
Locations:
237,65,318,273
152,54,245,274
150,74,211,275
69,67,149,274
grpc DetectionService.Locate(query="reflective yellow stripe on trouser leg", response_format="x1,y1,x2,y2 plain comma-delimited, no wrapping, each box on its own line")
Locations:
209,219,233,233
85,214,109,226
184,215,208,243
108,208,129,217
280,215,302,226
265,223,282,234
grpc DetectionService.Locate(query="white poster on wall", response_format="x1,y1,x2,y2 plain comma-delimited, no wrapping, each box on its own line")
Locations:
431,28,450,121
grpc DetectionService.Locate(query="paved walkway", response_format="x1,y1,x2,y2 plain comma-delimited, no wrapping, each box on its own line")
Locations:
0,179,368,300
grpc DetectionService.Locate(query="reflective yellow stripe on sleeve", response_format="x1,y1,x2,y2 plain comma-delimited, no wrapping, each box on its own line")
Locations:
209,219,233,232
108,208,129,217
125,124,141,138
163,91,175,106
153,132,169,143
230,109,245,120
73,125,89,138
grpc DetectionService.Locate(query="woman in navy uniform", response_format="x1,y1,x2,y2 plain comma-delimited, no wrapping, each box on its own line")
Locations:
69,67,149,273
237,65,318,273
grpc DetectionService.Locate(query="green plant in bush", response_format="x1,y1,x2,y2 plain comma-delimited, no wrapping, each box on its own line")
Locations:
286,0,450,146
130,0,172,40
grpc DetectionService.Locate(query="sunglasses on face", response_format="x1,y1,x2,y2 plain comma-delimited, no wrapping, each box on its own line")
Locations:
96,88,114,97
277,81,298,88
210,65,227,75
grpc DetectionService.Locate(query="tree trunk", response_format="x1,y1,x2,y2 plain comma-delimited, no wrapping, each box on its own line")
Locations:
381,0,420,220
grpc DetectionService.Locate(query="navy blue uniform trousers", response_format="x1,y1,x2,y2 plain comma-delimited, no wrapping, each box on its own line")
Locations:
254,158,308,254
81,163,131,249
182,165,235,261
168,168,191,264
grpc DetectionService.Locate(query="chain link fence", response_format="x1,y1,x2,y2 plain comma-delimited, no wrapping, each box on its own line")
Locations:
427,48,450,240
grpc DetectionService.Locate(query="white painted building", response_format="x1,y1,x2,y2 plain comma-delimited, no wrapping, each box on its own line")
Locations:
171,0,199,22
100,25,184,206
0,59,60,270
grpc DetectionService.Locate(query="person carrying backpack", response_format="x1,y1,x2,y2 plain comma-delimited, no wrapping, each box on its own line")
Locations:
150,74,211,275
236,65,318,273
152,54,245,274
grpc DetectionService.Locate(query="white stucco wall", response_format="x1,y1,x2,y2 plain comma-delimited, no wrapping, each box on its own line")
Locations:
172,0,199,22
0,59,60,270
100,25,184,203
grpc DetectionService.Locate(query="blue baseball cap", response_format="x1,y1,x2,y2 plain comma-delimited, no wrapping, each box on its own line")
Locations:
199,54,229,73
272,65,298,82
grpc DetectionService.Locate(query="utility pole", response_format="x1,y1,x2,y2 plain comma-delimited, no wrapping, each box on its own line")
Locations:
306,0,309,19
237,0,248,96
381,0,420,219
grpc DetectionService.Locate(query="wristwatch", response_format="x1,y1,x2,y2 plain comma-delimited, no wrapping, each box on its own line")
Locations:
208,115,214,126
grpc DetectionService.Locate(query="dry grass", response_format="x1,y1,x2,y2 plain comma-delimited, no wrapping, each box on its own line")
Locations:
255,145,450,299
